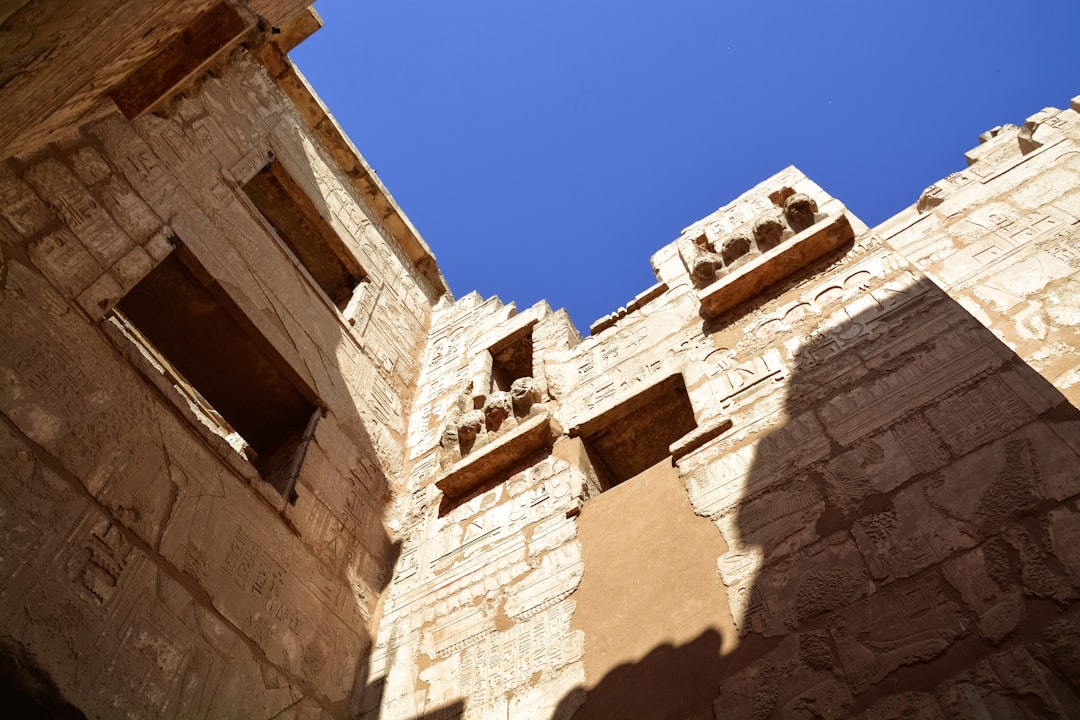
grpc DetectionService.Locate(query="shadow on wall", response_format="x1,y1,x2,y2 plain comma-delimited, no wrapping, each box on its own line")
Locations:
551,269,1080,718
0,639,87,720
551,630,725,720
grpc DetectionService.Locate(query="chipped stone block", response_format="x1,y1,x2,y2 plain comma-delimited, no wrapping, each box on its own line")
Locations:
76,271,122,320
28,227,105,297
110,244,154,291
670,415,732,461
144,225,176,261
436,413,562,499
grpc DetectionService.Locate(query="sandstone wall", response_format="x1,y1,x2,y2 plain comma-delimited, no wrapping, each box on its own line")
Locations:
0,47,437,718
361,294,588,718
4,5,1080,717
879,98,1080,407
368,161,1080,719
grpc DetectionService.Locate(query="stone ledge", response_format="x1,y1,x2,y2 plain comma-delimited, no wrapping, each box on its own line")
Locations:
436,413,563,499
590,282,669,335
698,212,854,318
669,416,733,461
274,5,322,53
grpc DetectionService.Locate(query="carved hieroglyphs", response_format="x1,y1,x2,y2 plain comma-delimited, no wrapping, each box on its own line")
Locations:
3,5,1080,719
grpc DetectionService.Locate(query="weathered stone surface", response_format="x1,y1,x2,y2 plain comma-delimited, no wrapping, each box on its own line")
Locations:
5,7,1080,719
1,26,438,716
785,191,819,232
698,212,855,317
435,412,562,499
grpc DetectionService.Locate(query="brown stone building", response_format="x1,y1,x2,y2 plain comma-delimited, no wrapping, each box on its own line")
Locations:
2,3,1079,718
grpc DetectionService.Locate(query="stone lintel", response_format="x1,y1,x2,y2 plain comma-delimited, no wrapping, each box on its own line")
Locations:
488,317,537,355
669,416,733,461
568,372,684,439
436,413,562,498
697,213,855,318
273,6,323,52
109,2,254,119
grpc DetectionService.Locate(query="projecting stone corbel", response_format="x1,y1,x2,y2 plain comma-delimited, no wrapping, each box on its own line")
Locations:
435,412,563,499
669,416,734,462
697,212,855,318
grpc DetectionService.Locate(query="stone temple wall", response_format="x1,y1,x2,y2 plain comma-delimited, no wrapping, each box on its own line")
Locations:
365,138,1080,718
0,40,441,718
879,103,1080,407
2,4,1080,719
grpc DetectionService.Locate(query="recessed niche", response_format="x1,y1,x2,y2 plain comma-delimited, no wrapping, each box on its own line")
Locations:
574,374,698,489
113,248,319,499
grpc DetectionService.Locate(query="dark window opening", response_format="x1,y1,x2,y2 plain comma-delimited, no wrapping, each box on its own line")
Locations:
579,374,698,489
243,161,366,311
489,325,534,393
113,249,319,500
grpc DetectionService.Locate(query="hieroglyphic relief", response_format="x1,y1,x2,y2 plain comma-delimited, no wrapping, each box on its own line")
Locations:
882,107,1080,405
452,602,582,706
371,292,590,716
0,40,450,716
0,430,291,718
3,338,100,424
6,13,1080,716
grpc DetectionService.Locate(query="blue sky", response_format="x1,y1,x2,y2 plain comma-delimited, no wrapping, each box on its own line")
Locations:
292,1,1080,332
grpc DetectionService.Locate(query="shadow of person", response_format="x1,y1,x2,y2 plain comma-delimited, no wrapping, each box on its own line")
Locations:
555,261,1080,718
553,630,723,720
705,271,1080,717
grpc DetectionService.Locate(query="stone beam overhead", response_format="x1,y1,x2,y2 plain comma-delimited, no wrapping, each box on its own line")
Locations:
109,2,256,119
273,5,323,53
0,1,316,161
0,0,448,295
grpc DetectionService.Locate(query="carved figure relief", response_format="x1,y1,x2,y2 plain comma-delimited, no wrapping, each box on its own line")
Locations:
483,391,513,432
435,368,550,472
678,186,825,288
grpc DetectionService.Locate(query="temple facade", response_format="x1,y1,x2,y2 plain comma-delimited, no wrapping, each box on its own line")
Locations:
2,3,1079,718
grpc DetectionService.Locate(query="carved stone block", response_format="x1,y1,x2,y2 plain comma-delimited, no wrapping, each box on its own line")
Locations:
436,413,563,499
698,213,855,317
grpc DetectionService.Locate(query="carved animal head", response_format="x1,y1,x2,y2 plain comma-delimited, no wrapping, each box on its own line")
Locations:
484,391,513,431
784,193,818,233
510,376,541,416
721,235,752,266
753,211,785,252
690,249,725,289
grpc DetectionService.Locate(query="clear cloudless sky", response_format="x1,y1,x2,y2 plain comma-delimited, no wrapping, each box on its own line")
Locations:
291,0,1080,332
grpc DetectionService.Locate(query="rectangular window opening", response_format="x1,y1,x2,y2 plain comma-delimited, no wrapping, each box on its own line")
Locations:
112,249,320,501
243,160,367,311
489,326,534,393
579,374,698,490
